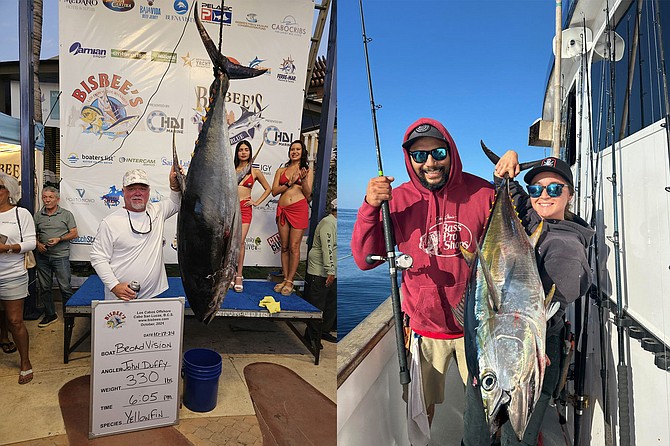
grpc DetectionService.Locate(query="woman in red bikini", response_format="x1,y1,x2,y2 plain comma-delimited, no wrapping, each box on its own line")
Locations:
271,140,313,296
234,140,272,292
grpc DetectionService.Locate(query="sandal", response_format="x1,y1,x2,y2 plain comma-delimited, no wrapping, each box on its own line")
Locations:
234,276,244,293
19,369,33,385
273,280,287,293
280,281,294,296
1,341,17,354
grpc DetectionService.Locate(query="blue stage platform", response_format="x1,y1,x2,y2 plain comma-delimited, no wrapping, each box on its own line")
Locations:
64,275,323,364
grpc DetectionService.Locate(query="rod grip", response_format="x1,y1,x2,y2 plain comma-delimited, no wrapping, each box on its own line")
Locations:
617,364,630,445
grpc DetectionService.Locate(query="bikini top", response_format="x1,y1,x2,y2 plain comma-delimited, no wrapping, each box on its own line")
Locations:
279,170,302,186
239,173,254,188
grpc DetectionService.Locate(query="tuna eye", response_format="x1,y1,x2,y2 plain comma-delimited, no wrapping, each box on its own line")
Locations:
481,373,497,391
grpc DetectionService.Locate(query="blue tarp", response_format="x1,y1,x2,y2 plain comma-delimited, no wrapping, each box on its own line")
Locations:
0,111,45,150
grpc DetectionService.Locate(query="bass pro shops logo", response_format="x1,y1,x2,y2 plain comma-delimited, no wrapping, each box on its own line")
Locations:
72,73,143,140
419,218,473,258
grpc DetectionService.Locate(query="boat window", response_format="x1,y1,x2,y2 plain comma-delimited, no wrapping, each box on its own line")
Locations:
591,0,670,151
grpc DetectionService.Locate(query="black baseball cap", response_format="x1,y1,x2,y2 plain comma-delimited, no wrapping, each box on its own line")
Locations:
524,157,574,188
402,123,449,149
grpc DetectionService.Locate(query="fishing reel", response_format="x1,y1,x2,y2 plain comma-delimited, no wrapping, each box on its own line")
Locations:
365,252,414,270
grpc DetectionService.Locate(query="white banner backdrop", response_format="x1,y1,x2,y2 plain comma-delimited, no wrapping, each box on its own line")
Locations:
59,0,313,265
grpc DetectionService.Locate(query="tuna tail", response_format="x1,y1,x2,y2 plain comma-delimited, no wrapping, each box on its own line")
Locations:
480,141,545,172
194,2,267,79
172,132,186,192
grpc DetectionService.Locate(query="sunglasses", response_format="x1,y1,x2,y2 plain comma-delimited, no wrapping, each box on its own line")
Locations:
127,210,153,235
407,147,449,164
527,183,566,198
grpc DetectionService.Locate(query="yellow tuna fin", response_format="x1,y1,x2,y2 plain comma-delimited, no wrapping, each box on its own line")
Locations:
459,244,477,266
529,219,544,248
544,284,556,308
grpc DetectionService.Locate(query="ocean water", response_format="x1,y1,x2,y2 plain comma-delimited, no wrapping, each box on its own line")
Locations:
337,208,399,338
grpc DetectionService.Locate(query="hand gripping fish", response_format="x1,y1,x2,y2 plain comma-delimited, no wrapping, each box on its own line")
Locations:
173,3,266,323
459,144,558,439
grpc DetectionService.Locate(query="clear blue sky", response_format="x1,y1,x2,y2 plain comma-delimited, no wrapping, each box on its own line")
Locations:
0,1,59,62
338,0,559,209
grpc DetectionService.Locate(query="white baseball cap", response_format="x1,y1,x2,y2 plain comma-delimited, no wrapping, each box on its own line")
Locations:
331,198,337,210
123,169,150,187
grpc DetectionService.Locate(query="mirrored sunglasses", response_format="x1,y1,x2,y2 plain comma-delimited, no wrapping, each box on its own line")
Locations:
407,147,449,164
527,183,566,198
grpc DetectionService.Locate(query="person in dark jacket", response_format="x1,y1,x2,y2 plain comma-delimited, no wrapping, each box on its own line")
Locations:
462,151,595,446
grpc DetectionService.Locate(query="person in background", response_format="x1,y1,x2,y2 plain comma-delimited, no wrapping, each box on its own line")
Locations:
271,140,313,296
461,152,594,445
351,118,495,445
0,172,36,384
34,186,78,328
304,198,337,347
90,167,182,301
233,140,272,292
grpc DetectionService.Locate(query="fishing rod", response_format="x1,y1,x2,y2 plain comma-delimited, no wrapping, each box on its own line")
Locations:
358,0,410,386
604,2,631,444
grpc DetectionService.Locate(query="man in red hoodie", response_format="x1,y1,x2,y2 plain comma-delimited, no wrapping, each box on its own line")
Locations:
351,118,495,434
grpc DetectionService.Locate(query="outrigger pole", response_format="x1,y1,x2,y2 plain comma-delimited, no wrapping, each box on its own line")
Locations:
358,0,410,386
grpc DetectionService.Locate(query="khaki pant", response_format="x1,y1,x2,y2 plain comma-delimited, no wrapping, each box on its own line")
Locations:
405,335,468,408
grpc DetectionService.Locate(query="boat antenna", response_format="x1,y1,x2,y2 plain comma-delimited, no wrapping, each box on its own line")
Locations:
358,0,410,386
604,2,632,444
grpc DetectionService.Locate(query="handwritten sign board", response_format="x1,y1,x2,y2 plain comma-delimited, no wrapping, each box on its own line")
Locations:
89,298,184,438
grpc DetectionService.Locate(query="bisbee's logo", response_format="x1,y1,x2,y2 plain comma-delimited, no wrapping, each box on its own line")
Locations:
72,73,143,140
105,310,126,329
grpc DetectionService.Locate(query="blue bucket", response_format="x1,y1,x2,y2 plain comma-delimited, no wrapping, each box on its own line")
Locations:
182,348,223,412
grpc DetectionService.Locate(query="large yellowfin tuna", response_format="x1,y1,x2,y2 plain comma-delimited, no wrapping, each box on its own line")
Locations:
461,149,557,439
173,3,266,323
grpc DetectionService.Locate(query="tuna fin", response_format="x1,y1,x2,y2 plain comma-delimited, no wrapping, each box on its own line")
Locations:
172,132,186,192
452,294,465,328
528,220,544,249
544,284,556,308
480,140,548,171
546,301,560,319
194,2,266,79
459,244,477,266
474,240,502,313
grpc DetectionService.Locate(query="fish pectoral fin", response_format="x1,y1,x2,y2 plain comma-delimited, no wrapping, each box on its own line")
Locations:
224,58,267,79
459,244,477,266
172,132,186,192
544,284,556,308
546,302,560,320
529,220,544,248
474,241,502,313
452,295,466,328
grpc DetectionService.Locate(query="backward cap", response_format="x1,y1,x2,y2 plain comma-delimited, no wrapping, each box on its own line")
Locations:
123,169,150,187
524,157,574,188
402,122,449,149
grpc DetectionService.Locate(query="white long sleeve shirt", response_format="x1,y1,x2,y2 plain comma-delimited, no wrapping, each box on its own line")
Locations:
90,191,180,300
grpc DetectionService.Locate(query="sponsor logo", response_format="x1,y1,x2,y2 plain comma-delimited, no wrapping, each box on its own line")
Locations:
170,235,178,251
200,2,231,25
103,0,135,12
263,126,294,147
267,232,281,255
419,219,474,257
262,197,279,213
65,188,96,204
235,12,268,31
139,1,160,19
248,56,271,75
66,152,115,166
69,42,106,58
71,235,96,245
71,73,144,140
161,156,191,171
111,49,147,60
244,236,262,251
63,0,99,10
150,190,165,203
147,110,184,134
174,0,188,14
118,156,156,166
181,52,211,69
277,56,297,83
101,186,124,208
104,310,126,329
272,15,307,36
151,51,177,63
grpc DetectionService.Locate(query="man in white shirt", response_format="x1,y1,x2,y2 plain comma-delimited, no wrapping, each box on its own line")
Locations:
90,167,182,300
